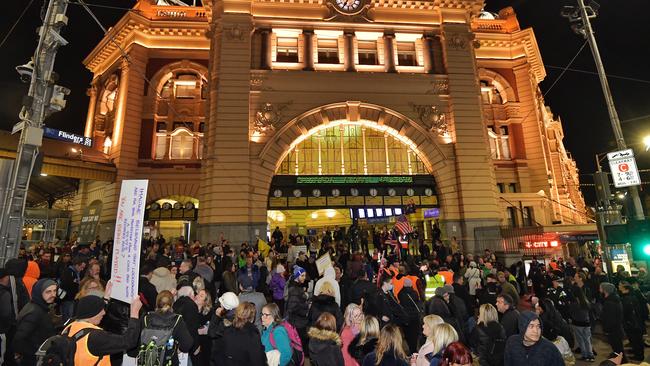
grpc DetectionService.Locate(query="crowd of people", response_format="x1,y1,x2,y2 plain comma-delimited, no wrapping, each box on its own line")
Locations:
1,224,650,366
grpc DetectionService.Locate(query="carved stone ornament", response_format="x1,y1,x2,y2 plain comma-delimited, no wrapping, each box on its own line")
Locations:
411,104,449,136
224,24,245,41
426,79,449,95
250,73,273,91
253,102,292,135
447,34,468,50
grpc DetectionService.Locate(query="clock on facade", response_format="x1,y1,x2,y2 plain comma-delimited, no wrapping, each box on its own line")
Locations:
369,188,378,197
293,189,302,198
332,188,341,197
273,189,283,198
388,188,396,197
350,188,359,196
406,188,415,197
424,188,433,196
312,189,321,197
334,0,363,13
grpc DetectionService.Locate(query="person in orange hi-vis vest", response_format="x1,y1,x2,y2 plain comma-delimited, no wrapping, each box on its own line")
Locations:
63,282,142,366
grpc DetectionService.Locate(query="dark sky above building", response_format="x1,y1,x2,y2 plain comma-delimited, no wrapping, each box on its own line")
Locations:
0,0,648,206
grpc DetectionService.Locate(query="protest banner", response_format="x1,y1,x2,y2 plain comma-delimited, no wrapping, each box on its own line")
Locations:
316,253,333,276
111,180,148,303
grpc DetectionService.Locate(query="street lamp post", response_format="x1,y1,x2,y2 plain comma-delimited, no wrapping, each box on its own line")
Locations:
562,0,644,220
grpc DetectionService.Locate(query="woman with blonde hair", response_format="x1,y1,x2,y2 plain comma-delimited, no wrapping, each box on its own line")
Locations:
341,303,364,366
222,302,266,365
361,323,409,366
469,304,506,366
428,323,459,366
309,280,343,331
349,315,380,364
75,277,104,300
415,314,444,366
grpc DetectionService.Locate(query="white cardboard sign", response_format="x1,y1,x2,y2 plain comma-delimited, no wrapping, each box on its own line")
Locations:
111,179,148,303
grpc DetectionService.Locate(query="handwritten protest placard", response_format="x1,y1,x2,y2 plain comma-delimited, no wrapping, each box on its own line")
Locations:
316,253,332,276
111,180,148,303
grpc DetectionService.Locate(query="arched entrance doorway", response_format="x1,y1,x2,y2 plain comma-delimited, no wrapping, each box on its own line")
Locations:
266,119,441,246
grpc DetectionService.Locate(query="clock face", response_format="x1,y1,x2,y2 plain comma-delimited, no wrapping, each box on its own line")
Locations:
273,189,283,198
335,0,362,13
369,188,378,197
312,189,321,197
406,188,415,197
332,189,340,197
388,188,396,197
293,189,302,198
424,188,433,197
350,188,359,197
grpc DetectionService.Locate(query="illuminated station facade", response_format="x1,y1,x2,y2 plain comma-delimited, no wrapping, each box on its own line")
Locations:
69,0,591,256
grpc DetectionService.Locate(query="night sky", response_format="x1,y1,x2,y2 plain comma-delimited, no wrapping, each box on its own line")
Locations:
1,0,648,206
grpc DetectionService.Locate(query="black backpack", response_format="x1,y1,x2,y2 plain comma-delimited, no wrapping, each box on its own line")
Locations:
136,313,182,366
486,336,505,366
36,327,102,366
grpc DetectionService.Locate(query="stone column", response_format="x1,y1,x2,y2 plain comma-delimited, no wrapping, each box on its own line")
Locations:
84,82,98,138
344,31,356,72
441,21,501,252
303,30,314,71
111,57,131,155
383,33,396,73
260,28,272,70
423,34,436,74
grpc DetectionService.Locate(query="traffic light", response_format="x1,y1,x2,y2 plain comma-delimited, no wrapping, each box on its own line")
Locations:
628,219,650,261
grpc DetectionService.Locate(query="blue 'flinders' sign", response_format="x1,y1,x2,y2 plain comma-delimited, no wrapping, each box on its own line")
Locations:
43,127,92,147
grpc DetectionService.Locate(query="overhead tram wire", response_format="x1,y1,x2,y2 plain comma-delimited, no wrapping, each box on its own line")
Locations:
66,1,143,13
544,65,650,85
0,0,37,50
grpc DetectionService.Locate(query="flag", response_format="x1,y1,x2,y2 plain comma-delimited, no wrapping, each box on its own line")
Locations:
258,238,270,257
394,215,414,235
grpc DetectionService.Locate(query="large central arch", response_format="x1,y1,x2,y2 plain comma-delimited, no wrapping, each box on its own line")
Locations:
256,101,459,220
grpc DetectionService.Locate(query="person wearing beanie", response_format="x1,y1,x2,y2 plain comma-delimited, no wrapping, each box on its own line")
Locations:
398,277,423,353
600,281,627,361
12,278,57,365
64,293,142,366
209,292,240,365
286,265,309,347
503,311,564,366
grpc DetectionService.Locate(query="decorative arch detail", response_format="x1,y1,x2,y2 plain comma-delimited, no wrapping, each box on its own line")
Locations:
478,68,517,103
259,102,449,174
148,59,208,100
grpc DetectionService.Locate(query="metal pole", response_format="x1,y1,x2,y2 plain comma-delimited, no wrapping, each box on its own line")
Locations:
0,0,69,267
577,0,644,220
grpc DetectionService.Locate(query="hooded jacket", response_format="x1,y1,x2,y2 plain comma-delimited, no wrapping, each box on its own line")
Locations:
470,321,506,366
314,266,341,305
503,311,564,366
150,267,177,293
5,258,30,312
286,280,309,329
23,261,40,297
13,279,57,357
308,327,344,366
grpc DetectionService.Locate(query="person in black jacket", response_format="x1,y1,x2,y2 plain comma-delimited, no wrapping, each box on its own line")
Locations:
60,256,87,322
377,274,408,328
568,286,594,362
452,273,474,315
536,298,574,349
503,311,564,366
128,290,193,366
12,279,58,366
309,282,343,331
348,270,379,315
139,263,158,312
445,285,469,342
172,286,202,359
308,312,345,366
286,266,310,346
470,304,506,366
599,282,626,361
496,294,519,338
221,302,266,366
348,315,380,364
208,292,239,366
398,278,423,354
619,281,645,361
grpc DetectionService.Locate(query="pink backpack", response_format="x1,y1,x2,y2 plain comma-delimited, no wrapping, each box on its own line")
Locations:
269,321,304,366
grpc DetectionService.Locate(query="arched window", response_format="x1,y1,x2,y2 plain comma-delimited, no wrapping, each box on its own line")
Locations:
488,125,510,160
99,75,119,115
480,80,503,104
170,128,194,159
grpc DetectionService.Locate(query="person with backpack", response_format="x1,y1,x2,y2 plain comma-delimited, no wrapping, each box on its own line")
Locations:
469,304,506,366
222,302,266,366
130,290,193,366
261,303,294,366
12,279,58,366
57,294,142,366
286,266,309,347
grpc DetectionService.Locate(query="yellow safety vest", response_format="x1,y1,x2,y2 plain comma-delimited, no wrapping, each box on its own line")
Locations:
424,273,445,300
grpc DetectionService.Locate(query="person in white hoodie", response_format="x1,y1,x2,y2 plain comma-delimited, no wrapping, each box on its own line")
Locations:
314,266,341,306
150,266,177,293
